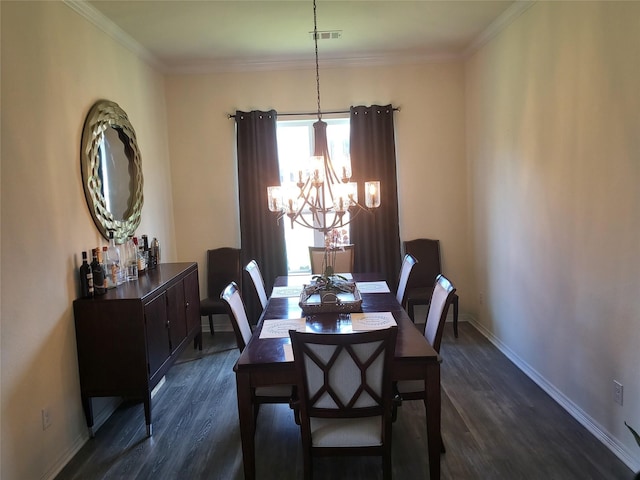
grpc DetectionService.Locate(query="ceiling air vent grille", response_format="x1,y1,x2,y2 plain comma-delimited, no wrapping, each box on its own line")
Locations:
309,30,342,41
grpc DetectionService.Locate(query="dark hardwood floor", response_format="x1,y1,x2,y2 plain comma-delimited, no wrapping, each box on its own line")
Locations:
56,323,633,480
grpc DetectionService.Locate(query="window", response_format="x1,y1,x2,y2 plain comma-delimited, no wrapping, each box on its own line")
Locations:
276,117,350,274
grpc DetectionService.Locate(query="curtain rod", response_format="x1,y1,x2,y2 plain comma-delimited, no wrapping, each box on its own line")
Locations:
227,107,400,119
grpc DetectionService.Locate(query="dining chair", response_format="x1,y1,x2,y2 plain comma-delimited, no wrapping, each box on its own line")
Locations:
403,238,460,336
395,253,418,308
308,245,355,275
199,247,242,335
244,260,269,311
394,274,456,451
220,282,293,416
289,327,398,480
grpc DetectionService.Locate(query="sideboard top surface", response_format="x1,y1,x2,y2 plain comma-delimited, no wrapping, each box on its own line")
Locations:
74,262,197,303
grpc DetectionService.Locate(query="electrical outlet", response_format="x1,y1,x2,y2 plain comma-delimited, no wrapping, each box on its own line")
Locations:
614,380,623,406
41,407,52,430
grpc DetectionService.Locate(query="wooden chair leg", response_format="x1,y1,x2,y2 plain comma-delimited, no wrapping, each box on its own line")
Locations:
382,453,392,480
208,315,214,336
193,332,203,350
303,450,313,480
391,384,402,422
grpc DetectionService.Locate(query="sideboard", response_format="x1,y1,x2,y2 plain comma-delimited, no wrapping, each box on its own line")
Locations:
73,262,202,436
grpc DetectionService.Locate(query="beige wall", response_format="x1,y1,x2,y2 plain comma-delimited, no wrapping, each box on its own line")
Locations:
466,1,640,468
165,62,471,306
1,2,176,478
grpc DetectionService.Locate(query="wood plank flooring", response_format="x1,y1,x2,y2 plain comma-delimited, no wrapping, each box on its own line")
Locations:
55,323,633,480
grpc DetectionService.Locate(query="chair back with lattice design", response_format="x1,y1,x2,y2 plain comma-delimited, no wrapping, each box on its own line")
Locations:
291,328,396,418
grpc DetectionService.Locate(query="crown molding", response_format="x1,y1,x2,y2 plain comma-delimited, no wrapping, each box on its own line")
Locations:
464,0,536,57
63,0,167,72
171,51,462,75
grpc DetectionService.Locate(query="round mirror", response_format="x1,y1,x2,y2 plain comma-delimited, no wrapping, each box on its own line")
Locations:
81,100,143,244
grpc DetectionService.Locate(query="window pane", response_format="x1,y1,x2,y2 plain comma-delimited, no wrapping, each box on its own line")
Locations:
276,118,350,274
276,125,312,184
283,213,315,274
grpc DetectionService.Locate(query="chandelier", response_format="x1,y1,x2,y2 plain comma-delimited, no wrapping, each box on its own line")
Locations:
266,0,381,234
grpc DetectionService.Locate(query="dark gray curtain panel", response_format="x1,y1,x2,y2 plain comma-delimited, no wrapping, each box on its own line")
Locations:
349,105,401,288
235,110,287,324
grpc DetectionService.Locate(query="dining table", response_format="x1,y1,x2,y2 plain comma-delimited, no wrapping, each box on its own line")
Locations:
233,272,442,479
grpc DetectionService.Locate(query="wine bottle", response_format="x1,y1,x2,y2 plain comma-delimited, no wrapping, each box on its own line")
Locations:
80,251,94,298
91,248,106,295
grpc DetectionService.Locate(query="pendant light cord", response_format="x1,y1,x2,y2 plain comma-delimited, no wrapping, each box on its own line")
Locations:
313,0,322,121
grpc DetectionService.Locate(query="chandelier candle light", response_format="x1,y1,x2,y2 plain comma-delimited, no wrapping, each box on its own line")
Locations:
267,0,381,235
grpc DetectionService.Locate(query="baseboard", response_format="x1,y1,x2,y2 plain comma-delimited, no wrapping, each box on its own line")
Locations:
43,396,122,480
467,317,640,473
41,431,87,480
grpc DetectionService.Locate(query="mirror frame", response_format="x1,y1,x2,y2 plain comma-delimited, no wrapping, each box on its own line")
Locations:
81,100,143,244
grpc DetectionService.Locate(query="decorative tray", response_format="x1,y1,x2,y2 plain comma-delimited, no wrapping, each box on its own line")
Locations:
299,281,363,314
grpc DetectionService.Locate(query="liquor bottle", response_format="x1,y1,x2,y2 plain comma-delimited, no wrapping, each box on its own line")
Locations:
80,251,94,298
97,247,108,292
125,236,138,281
107,231,124,286
91,248,106,295
150,237,160,269
132,237,144,273
101,246,115,288
140,235,150,271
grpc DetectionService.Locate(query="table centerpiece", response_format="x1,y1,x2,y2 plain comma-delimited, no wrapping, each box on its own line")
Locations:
299,230,362,314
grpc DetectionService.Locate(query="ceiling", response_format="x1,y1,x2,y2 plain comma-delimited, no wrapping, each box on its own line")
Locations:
82,0,523,73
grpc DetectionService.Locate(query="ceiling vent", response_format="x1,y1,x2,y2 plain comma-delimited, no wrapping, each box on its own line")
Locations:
309,30,342,41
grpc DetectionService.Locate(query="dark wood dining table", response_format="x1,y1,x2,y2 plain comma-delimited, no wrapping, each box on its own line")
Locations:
233,273,441,479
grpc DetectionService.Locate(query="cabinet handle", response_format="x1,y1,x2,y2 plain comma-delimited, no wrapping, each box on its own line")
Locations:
166,321,170,329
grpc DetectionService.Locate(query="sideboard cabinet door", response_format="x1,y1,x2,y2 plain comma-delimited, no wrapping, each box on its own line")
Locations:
166,281,187,354
144,292,171,380
183,269,201,338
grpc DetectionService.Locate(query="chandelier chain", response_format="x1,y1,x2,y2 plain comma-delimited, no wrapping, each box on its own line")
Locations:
313,0,321,120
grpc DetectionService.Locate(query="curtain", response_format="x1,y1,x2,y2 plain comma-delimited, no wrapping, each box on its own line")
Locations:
349,105,402,288
235,110,287,324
